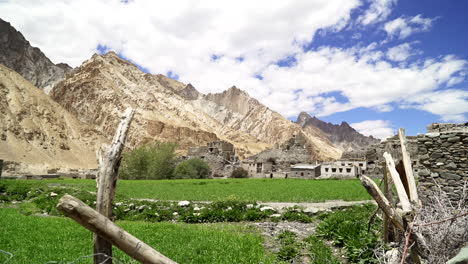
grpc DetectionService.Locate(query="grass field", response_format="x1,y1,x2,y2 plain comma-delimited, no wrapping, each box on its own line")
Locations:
0,208,273,264
18,178,371,202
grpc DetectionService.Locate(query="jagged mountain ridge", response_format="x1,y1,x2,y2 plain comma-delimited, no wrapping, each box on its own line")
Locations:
50,52,268,158
0,18,72,94
51,51,341,160
0,64,105,171
296,112,380,152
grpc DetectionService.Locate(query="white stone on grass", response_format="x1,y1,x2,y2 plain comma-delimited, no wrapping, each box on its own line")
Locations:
178,201,190,207
260,206,275,212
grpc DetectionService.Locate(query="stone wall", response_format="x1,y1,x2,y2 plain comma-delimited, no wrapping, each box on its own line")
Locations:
418,123,468,203
352,123,467,205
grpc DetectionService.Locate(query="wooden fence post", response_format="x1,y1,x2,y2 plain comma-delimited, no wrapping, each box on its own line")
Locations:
95,108,134,264
398,128,419,205
57,195,177,264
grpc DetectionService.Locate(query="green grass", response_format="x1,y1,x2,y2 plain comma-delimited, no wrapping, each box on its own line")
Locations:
306,236,340,264
0,208,273,264
316,204,383,264
14,178,371,202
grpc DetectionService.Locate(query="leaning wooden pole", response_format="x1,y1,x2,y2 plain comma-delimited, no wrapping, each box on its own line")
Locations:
57,195,177,264
398,128,419,205
95,107,134,264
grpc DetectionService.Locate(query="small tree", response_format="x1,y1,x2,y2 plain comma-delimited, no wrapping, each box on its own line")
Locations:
230,167,249,178
174,158,211,179
119,142,177,180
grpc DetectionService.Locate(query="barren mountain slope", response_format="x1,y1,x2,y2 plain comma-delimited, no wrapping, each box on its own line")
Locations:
0,64,104,170
51,52,340,160
50,52,269,157
296,112,380,152
199,87,342,160
0,19,72,94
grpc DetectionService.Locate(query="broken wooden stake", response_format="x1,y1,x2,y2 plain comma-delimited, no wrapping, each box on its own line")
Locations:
383,152,412,213
398,128,419,205
95,107,134,264
57,195,177,264
360,175,405,231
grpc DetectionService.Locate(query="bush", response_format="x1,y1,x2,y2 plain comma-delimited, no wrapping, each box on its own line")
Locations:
174,158,211,179
230,167,248,178
119,142,177,180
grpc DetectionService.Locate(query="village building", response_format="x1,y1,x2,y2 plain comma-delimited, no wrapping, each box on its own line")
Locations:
187,140,238,178
320,160,365,179
241,160,273,178
289,164,321,179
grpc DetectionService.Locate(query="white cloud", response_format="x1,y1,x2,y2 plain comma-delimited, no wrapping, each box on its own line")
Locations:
386,42,419,61
357,0,398,25
402,89,468,122
384,15,435,39
351,120,394,139
0,0,466,124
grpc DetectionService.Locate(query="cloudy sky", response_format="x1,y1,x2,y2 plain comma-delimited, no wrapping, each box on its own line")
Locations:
1,0,467,139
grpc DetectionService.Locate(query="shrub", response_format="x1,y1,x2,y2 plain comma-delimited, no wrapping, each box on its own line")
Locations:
119,142,177,180
174,158,211,179
230,167,249,178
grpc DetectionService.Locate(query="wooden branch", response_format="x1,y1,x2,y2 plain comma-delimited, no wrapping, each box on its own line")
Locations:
57,195,177,264
383,152,412,212
398,128,419,205
95,107,135,263
360,176,405,231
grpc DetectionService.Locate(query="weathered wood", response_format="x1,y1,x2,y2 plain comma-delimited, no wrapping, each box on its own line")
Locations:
383,166,392,242
398,128,419,205
57,195,177,264
383,152,412,212
95,107,134,264
360,175,405,231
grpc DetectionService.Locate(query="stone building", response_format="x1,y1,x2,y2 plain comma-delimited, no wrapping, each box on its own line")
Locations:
244,132,313,173
187,140,238,178
289,164,321,179
320,160,364,179
241,160,273,178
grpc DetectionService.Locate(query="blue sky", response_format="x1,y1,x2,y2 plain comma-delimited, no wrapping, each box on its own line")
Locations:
1,0,467,138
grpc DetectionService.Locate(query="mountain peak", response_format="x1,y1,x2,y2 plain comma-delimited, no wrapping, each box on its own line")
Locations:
296,112,312,126
296,113,380,152
0,18,71,93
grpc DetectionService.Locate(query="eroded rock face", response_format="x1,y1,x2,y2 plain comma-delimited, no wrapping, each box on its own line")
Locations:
0,64,105,170
51,52,341,160
296,112,380,152
0,19,72,93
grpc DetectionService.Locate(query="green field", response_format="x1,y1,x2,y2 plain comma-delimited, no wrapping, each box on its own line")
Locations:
0,208,273,264
21,178,371,202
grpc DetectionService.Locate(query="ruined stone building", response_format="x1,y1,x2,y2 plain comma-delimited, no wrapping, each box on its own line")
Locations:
187,140,238,178
241,160,273,178
242,132,313,174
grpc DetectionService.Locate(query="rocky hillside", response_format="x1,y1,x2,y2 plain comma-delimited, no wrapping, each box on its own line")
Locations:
0,19,71,94
0,64,104,172
198,87,341,160
51,52,341,160
296,112,380,152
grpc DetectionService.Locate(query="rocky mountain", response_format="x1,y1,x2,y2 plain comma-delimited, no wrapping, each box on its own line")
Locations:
0,18,72,94
50,51,341,160
296,112,380,152
0,64,105,173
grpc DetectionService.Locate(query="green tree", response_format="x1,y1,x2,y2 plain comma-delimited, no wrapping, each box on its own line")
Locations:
230,167,249,178
119,142,177,180
173,158,211,179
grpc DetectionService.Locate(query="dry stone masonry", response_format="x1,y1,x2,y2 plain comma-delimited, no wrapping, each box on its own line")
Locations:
417,123,468,204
